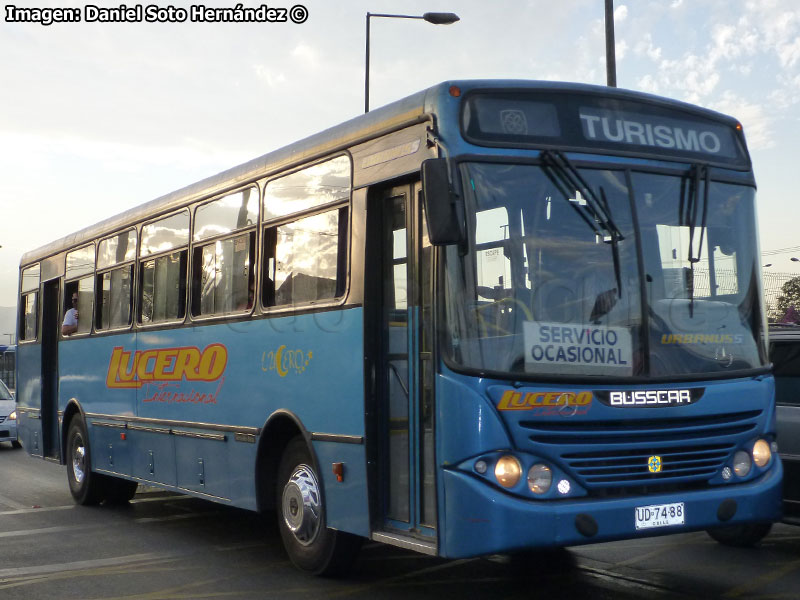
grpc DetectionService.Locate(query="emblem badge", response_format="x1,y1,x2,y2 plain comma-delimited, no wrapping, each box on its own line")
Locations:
648,456,662,473
500,109,528,135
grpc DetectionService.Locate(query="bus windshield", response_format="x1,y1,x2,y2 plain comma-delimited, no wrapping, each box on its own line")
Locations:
443,160,766,379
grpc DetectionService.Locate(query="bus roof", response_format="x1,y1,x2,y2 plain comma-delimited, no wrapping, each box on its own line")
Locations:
20,79,744,267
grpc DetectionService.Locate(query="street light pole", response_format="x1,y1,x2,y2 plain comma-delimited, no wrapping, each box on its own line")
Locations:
605,0,617,87
365,11,460,113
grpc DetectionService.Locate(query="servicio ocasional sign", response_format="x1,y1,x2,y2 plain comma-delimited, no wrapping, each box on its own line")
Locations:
523,321,633,376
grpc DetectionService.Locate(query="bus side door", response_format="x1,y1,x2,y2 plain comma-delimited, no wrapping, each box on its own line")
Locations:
367,181,436,546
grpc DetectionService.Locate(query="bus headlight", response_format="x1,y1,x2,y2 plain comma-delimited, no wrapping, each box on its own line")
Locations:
753,439,771,468
733,450,752,477
527,464,552,494
495,455,522,488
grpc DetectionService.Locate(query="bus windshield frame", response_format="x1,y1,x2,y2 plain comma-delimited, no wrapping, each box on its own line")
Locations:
441,156,768,383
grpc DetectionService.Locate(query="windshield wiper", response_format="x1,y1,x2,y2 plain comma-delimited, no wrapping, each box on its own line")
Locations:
681,164,710,317
540,150,625,299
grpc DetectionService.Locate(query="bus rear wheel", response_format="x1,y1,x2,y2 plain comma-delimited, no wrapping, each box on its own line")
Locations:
276,437,361,576
66,417,107,506
706,522,773,547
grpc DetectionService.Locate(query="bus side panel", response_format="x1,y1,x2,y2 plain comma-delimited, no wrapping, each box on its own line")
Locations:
129,308,368,532
59,334,137,475
16,342,43,455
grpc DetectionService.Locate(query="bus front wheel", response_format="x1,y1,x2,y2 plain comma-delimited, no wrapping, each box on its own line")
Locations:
66,417,107,506
706,522,773,547
276,437,361,576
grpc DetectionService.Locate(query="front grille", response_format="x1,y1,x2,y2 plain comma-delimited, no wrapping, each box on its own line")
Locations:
0,416,5,424
519,410,762,493
563,443,733,485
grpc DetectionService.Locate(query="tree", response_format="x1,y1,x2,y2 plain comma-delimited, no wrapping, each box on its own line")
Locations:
775,276,800,323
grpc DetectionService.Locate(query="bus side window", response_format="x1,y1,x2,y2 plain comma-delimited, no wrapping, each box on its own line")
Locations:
262,207,348,307
140,251,187,324
191,232,255,316
63,277,94,336
96,266,133,330
19,292,38,341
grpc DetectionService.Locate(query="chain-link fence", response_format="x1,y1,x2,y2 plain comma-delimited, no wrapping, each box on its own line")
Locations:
764,271,799,321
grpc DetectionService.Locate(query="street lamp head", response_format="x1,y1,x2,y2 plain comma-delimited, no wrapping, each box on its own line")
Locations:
422,12,460,25
764,264,772,268
792,257,800,262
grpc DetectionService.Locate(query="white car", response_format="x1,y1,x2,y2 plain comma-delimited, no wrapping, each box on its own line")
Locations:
0,379,20,449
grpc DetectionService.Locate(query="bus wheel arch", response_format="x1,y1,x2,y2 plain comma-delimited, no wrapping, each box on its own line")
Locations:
61,400,84,466
256,410,310,513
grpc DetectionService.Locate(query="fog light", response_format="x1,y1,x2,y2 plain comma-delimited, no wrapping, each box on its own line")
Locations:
557,479,571,495
733,450,752,477
495,455,522,488
753,439,771,467
527,464,552,494
721,466,732,480
475,460,488,475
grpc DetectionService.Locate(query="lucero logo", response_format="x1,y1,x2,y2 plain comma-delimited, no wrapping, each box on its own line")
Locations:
594,388,704,408
497,390,593,411
106,344,227,389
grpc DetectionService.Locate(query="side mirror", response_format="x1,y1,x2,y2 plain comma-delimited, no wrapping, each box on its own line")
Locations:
421,158,464,245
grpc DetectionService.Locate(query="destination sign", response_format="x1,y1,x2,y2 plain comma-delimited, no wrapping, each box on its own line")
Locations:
578,109,736,158
462,90,749,166
522,321,633,376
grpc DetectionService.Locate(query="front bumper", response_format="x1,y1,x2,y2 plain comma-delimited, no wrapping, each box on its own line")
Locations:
440,458,783,557
0,419,18,444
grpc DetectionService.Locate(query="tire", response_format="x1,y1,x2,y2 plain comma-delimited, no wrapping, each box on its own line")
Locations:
706,522,773,547
276,437,361,576
66,417,107,506
11,440,22,449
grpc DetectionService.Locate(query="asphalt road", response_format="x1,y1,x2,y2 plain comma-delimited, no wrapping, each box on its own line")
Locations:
2,442,800,600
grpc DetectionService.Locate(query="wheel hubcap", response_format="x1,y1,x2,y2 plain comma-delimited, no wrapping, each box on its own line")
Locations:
281,464,321,546
71,434,86,484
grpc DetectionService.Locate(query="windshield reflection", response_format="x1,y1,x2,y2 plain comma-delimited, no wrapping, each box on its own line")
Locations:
443,162,766,380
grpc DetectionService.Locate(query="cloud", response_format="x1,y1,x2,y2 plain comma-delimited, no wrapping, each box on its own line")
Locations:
710,91,774,151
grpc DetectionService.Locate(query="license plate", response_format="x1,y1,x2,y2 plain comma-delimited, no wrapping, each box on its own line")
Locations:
634,502,685,530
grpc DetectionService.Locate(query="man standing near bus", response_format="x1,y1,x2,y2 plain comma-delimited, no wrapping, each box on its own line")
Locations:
62,293,79,336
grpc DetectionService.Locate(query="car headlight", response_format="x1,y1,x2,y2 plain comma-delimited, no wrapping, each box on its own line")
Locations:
752,439,771,468
495,455,522,488
527,464,552,494
8,410,16,421
733,450,752,477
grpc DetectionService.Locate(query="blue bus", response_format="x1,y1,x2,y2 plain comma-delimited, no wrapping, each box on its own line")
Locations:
16,80,781,574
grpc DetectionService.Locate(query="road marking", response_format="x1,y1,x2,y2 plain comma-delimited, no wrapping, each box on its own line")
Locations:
0,552,172,579
0,494,191,516
0,505,75,516
0,524,91,539
0,492,29,510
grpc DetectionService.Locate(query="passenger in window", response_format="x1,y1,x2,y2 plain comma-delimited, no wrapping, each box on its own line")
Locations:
62,293,79,336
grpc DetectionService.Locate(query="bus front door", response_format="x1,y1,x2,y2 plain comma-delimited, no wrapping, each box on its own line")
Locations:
369,182,436,549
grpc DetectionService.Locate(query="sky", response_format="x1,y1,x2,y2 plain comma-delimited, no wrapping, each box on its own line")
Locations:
1,0,800,311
